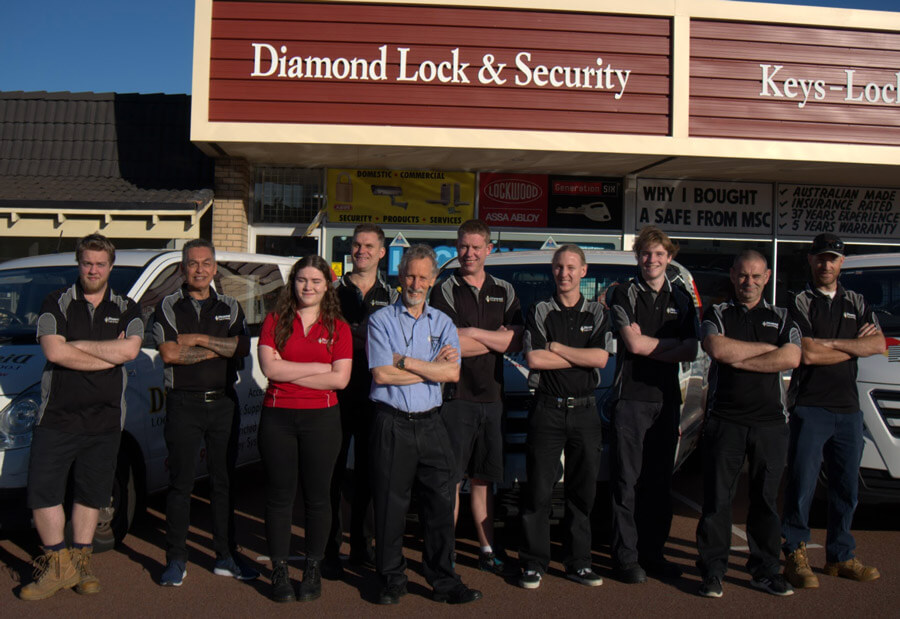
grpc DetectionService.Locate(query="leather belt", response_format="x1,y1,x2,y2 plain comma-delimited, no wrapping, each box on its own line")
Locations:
378,403,440,420
537,394,596,409
171,389,227,403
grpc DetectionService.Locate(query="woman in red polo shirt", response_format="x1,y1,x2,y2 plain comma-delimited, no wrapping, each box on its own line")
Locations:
258,255,352,603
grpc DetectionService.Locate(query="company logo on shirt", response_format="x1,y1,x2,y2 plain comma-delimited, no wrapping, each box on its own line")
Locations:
762,321,779,329
215,314,231,321
580,325,593,333
843,312,856,320
666,307,679,316
372,300,389,307
103,316,119,324
317,337,333,346
486,296,504,303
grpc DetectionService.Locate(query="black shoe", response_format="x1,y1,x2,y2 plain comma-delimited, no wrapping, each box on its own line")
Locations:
643,558,683,579
433,583,483,604
321,555,344,581
298,559,322,602
699,575,723,598
270,560,296,603
478,551,507,575
750,574,794,597
615,563,647,584
377,583,408,605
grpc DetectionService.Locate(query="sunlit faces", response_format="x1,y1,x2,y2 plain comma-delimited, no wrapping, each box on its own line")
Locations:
552,249,587,297
730,257,770,307
457,232,492,277
78,249,113,295
400,257,436,309
350,231,386,272
637,242,672,284
182,246,217,293
808,252,844,291
294,266,329,308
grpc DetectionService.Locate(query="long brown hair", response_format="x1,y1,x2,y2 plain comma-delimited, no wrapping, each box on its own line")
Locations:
273,255,342,352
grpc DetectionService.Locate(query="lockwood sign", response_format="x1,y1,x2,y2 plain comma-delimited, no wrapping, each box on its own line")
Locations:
207,2,672,135
637,179,773,234
776,184,900,239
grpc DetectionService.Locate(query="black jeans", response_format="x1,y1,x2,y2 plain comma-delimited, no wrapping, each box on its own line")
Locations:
369,404,460,593
325,392,376,561
259,404,342,563
696,416,789,580
164,390,238,563
520,398,603,573
610,399,679,567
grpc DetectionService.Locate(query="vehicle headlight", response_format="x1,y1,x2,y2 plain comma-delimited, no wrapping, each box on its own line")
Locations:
0,383,41,450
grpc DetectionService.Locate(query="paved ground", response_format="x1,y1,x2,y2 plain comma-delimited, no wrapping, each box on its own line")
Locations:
1,456,898,618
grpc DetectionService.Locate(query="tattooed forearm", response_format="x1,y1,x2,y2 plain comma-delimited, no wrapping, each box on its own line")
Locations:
178,345,217,364
201,336,239,358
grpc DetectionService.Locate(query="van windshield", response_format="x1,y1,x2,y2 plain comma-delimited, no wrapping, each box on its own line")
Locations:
0,266,142,337
841,267,900,337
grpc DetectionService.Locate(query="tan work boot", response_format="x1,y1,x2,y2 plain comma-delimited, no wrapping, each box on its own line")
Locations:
19,547,80,600
785,542,819,589
823,557,880,582
71,546,101,594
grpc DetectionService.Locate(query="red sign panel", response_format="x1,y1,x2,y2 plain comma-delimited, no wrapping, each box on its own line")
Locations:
479,173,548,227
209,1,672,136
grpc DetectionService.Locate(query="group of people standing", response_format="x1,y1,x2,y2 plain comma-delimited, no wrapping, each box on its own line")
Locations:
20,223,884,606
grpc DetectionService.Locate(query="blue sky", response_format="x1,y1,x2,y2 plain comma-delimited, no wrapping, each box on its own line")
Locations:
0,0,896,95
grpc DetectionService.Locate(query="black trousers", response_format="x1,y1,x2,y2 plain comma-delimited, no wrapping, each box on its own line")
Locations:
259,404,342,563
164,390,239,563
369,404,460,593
610,399,679,567
325,391,376,561
520,399,602,573
695,416,789,580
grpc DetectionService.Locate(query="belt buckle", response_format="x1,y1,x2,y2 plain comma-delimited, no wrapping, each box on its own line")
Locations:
203,391,218,403
565,397,576,408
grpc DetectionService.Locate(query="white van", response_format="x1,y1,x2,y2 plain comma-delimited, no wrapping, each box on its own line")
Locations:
0,250,297,549
838,253,900,503
437,249,709,520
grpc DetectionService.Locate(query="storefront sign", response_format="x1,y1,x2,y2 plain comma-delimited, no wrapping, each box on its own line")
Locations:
636,179,773,234
208,2,671,135
759,65,900,108
777,184,900,239
326,169,475,226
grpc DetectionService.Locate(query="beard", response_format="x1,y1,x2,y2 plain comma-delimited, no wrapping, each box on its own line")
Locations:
80,275,109,295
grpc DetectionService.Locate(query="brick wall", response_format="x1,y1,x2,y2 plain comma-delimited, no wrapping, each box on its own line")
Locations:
212,158,251,252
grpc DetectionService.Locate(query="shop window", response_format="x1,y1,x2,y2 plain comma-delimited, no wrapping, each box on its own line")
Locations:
252,167,324,224
215,261,285,335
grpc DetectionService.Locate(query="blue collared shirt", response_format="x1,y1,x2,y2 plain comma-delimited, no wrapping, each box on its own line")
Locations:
367,300,459,413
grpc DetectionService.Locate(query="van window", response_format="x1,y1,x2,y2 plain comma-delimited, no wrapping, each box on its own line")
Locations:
841,267,900,337
479,263,635,316
215,262,285,335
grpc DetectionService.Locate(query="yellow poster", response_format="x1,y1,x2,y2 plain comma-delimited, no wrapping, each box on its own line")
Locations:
327,169,475,226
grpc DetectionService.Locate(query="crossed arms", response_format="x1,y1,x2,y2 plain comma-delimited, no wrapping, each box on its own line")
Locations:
458,325,524,357
41,332,142,371
799,323,886,365
159,333,250,365
258,344,351,391
703,335,800,373
526,341,609,371
618,322,698,364
371,345,460,386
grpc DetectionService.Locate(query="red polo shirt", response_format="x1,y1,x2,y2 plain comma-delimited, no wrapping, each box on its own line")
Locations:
259,312,352,409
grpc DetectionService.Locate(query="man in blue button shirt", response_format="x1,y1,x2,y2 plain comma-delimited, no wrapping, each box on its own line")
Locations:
367,244,482,606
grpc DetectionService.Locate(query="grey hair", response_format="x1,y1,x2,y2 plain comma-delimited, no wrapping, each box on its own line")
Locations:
399,244,438,277
182,238,216,265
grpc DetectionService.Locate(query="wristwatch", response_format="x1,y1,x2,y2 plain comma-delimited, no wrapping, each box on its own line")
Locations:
396,356,406,370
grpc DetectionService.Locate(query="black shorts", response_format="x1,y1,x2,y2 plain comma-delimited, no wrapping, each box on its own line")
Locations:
26,425,122,510
440,399,504,484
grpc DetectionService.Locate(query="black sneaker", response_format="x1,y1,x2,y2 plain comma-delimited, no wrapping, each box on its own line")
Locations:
698,575,723,598
566,567,603,587
433,583,483,604
751,574,794,597
518,569,542,590
321,555,344,581
377,583,408,605
478,551,506,575
615,563,647,584
270,560,296,603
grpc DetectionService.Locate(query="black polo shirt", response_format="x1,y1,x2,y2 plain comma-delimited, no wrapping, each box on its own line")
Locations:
788,283,877,414
430,271,523,402
152,285,248,391
524,294,612,399
334,272,397,393
702,299,800,426
35,281,143,434
608,274,699,404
